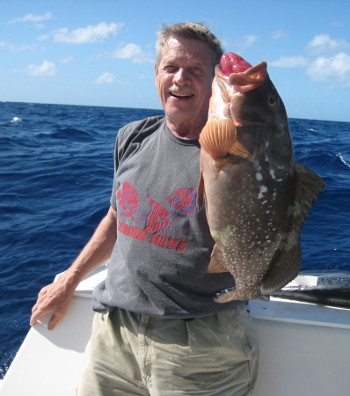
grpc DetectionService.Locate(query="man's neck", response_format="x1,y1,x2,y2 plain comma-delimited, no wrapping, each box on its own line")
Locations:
166,118,203,140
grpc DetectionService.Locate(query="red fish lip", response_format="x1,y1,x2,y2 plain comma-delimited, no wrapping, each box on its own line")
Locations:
220,52,253,76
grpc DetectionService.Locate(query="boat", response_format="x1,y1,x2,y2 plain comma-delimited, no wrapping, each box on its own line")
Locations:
1,265,350,395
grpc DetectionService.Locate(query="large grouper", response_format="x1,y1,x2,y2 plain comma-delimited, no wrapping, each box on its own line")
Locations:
197,52,326,303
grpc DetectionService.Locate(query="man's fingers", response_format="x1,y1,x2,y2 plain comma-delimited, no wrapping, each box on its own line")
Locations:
30,309,46,326
31,301,41,314
38,284,51,296
47,313,61,330
30,309,60,329
30,303,55,326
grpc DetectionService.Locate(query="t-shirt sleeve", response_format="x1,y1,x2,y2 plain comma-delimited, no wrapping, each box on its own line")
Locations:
109,116,165,211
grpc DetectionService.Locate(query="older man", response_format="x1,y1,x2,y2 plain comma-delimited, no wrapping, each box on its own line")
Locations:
30,22,259,395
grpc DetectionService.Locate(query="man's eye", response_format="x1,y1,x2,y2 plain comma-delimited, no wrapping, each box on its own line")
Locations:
192,67,203,75
164,66,176,73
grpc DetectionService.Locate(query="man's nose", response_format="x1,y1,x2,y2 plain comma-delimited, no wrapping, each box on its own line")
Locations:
173,68,190,84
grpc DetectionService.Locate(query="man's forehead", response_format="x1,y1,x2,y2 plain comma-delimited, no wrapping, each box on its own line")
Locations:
162,36,212,64
167,37,182,47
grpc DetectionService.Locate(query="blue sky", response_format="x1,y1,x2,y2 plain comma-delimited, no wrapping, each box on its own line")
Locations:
1,0,350,122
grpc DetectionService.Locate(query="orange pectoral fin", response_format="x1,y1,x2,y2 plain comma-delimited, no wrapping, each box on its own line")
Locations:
199,119,237,159
228,140,256,162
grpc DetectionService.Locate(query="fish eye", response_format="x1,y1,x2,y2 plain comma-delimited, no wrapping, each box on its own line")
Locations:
268,96,277,107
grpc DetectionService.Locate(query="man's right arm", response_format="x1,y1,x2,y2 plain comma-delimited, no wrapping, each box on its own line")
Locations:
30,206,117,330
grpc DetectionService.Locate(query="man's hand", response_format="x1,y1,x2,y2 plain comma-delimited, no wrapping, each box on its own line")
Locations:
30,206,118,330
30,274,76,330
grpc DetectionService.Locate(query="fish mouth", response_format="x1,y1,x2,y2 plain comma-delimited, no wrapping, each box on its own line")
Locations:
234,120,263,127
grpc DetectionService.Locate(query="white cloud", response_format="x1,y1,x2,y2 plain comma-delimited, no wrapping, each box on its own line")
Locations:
28,60,57,76
94,72,115,84
61,55,74,64
111,43,154,63
269,56,308,68
237,35,259,49
52,22,123,44
305,34,348,55
1,41,38,52
139,74,154,80
37,34,50,41
117,80,132,85
271,30,288,40
330,21,343,28
305,52,350,88
9,12,53,24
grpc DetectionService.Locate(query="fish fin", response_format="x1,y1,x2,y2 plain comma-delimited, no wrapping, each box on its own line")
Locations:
214,287,237,303
261,242,302,294
214,287,269,303
228,140,256,162
199,119,236,159
196,172,205,209
208,244,230,273
261,162,326,293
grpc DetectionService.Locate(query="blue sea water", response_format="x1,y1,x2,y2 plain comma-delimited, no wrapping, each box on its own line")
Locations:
1,101,349,378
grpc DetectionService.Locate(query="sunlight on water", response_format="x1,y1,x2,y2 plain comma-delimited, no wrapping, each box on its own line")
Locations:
337,153,350,168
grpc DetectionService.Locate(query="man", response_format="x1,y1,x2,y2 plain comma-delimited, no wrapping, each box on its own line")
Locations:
30,22,259,395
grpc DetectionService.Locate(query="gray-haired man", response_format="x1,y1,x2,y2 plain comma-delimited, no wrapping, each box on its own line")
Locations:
31,22,259,395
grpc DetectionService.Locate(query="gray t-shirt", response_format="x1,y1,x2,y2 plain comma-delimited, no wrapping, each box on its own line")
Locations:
92,116,242,318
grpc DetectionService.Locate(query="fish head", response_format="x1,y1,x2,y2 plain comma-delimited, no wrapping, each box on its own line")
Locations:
202,52,294,165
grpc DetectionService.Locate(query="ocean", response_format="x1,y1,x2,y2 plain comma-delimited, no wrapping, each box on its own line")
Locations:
1,101,349,378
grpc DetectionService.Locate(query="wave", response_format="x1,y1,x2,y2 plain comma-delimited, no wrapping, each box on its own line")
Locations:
337,153,350,168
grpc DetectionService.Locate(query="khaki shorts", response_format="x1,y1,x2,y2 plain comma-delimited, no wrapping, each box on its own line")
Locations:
77,305,259,396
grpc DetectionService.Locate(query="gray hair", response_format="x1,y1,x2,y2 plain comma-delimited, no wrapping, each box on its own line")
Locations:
155,22,224,67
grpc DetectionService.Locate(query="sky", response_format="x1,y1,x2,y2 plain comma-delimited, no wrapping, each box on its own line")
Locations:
1,0,350,122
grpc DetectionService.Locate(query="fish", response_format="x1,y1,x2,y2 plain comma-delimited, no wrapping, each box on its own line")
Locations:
270,271,350,308
197,52,326,303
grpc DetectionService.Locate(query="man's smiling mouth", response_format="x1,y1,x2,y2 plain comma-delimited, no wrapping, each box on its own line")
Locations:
170,92,194,98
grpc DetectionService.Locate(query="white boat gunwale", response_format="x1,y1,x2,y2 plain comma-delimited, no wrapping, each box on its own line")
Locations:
1,266,350,396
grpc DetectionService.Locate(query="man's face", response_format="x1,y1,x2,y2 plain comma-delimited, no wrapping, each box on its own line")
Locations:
155,36,214,139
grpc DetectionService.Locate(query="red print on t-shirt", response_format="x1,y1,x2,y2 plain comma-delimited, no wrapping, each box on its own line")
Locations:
117,181,139,217
117,181,197,251
144,192,171,233
167,188,197,215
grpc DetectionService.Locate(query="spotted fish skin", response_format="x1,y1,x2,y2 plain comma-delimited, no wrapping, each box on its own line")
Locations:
197,53,326,303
